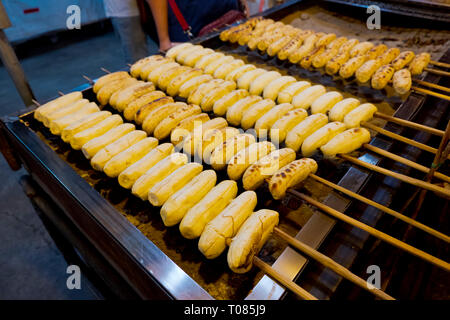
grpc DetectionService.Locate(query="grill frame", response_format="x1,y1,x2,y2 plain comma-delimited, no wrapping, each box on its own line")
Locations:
0,0,449,300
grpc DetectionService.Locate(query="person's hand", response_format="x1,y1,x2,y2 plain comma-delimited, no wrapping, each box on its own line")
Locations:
159,38,173,53
159,40,184,54
240,0,250,18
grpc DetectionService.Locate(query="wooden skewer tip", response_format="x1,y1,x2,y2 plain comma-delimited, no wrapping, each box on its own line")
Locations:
288,189,450,272
100,67,111,74
309,173,450,243
253,257,318,300
430,60,450,69
82,75,93,84
273,227,395,300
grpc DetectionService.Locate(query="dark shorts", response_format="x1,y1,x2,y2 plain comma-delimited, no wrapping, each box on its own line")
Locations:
168,0,239,42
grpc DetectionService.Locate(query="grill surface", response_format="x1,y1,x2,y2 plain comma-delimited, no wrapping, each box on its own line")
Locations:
0,0,449,300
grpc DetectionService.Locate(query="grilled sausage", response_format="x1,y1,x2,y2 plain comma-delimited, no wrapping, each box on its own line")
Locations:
292,85,326,109
268,158,318,199
409,52,431,75
339,55,367,79
349,41,374,57
392,69,412,95
91,130,146,171
270,108,308,145
199,191,257,259
328,98,361,122
301,122,346,157
312,37,347,68
103,137,159,178
343,103,378,128
310,91,343,114
227,141,276,181
321,127,371,158
118,143,174,189
148,162,204,206
131,152,187,200
285,114,329,152
355,59,382,83
392,51,415,70
227,209,279,273
161,170,217,227
277,81,311,104
61,111,111,143
254,103,294,137
371,64,395,90
179,180,238,239
242,148,296,191
325,39,359,75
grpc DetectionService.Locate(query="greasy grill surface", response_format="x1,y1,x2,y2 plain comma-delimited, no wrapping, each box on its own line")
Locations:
20,94,357,299
4,1,447,300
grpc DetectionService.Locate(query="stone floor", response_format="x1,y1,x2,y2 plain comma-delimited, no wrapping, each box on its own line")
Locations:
0,26,158,299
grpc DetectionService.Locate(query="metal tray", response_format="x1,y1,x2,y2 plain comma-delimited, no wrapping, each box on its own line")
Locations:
1,0,449,299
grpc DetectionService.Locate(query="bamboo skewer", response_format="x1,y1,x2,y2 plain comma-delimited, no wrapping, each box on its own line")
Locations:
412,86,450,101
273,228,395,300
430,60,450,69
363,144,450,184
83,75,93,83
39,68,449,292
374,112,444,137
424,67,450,78
340,154,450,197
413,79,450,94
409,121,450,228
387,79,450,101
362,121,449,158
287,189,450,272
309,173,450,243
253,257,318,300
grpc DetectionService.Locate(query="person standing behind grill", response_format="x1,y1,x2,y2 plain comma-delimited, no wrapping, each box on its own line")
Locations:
104,0,158,64
147,0,248,52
